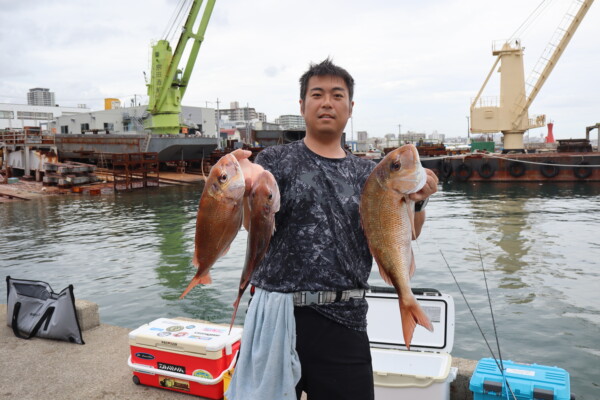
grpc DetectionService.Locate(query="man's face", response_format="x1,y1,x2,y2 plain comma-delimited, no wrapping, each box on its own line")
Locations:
300,75,353,138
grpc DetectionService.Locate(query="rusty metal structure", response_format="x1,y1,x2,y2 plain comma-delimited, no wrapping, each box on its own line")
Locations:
0,127,58,180
111,153,160,191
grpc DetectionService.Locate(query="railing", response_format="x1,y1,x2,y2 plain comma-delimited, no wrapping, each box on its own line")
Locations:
492,38,522,53
471,96,499,108
0,130,56,146
528,114,546,129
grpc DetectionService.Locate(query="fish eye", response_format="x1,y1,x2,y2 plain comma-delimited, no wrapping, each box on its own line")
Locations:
268,193,273,200
390,162,401,171
219,173,228,182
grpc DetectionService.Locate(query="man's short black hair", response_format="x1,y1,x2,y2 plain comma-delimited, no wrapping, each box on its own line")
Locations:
299,58,355,102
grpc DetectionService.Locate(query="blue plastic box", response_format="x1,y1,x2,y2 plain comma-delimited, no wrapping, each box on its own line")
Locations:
469,358,571,400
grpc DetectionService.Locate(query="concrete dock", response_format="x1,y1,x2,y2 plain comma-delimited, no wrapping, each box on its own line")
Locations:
0,301,476,400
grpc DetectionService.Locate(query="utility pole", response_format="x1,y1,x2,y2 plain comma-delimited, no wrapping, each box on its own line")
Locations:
246,102,250,145
397,124,402,146
466,116,470,144
216,98,221,147
350,116,354,151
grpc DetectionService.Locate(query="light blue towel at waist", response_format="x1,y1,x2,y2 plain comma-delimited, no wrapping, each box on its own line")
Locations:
225,288,301,400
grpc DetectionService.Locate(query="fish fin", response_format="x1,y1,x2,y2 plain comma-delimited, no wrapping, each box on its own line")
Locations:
220,245,231,257
201,155,207,179
404,195,418,241
409,248,416,279
376,260,395,286
229,296,242,334
400,296,434,350
179,272,212,299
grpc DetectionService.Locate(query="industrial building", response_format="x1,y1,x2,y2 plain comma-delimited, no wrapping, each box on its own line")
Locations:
0,102,90,131
51,105,216,137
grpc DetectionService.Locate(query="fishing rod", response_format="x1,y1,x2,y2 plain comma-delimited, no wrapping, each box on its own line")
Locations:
478,245,514,400
478,245,504,372
439,249,517,400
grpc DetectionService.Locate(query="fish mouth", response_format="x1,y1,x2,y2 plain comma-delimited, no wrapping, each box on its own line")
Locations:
228,178,246,191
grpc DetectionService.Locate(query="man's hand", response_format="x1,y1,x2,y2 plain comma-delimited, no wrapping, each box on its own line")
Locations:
231,149,264,196
409,168,438,202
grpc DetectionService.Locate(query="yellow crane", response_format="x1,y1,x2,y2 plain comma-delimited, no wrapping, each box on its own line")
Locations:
469,0,594,152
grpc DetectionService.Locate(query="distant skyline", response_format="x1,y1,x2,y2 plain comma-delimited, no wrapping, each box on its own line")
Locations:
1,0,598,140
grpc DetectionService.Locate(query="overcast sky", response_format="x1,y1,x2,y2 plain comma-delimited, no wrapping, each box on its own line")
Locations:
1,0,598,140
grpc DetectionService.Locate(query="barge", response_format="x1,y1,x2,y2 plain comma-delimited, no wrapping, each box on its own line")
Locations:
423,151,600,182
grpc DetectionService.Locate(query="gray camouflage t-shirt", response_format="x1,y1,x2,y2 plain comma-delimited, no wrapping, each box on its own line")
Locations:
251,140,376,330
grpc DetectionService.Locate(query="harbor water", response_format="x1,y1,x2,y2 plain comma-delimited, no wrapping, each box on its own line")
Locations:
1,181,598,399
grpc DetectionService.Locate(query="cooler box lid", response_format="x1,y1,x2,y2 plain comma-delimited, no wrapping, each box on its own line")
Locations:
129,318,243,356
469,358,571,400
366,287,455,353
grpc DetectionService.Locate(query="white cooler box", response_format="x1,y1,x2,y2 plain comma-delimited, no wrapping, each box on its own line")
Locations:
367,287,457,400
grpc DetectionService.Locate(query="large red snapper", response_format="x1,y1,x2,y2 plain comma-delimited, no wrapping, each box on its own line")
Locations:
180,153,245,299
360,144,433,349
229,170,280,331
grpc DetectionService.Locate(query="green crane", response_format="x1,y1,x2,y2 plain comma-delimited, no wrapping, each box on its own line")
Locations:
145,0,216,135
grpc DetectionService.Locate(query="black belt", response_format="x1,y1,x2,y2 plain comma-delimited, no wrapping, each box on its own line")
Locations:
292,289,366,306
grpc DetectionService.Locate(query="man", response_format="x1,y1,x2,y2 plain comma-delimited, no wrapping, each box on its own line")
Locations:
228,59,438,400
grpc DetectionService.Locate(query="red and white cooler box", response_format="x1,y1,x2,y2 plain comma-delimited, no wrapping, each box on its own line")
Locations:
367,287,458,400
128,318,242,399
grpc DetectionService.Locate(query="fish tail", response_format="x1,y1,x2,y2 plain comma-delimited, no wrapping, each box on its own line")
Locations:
192,251,200,269
179,272,212,299
400,296,434,349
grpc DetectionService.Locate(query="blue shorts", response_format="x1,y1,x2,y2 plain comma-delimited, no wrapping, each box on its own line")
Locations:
294,307,374,400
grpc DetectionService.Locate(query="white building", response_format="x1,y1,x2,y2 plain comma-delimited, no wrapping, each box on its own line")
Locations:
429,130,446,143
27,88,56,107
217,101,267,124
356,130,370,152
0,103,90,131
50,105,216,136
399,131,426,143
275,115,305,129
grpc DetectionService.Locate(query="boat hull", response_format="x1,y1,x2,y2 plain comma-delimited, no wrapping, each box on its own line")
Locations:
54,134,218,162
422,152,600,182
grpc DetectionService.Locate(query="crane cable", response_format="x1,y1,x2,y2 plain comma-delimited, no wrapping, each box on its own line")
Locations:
162,0,192,43
509,0,555,41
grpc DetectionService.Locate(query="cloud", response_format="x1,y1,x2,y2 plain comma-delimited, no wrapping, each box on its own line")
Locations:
0,0,598,139
264,65,286,78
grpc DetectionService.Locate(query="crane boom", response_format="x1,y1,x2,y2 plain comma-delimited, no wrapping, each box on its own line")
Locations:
146,0,216,135
517,0,594,123
470,0,594,152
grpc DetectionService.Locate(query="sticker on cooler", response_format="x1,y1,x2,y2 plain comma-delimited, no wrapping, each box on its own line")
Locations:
158,362,186,374
159,375,190,392
506,368,535,377
193,369,213,379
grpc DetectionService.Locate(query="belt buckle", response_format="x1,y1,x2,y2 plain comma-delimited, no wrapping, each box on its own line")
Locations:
304,291,321,305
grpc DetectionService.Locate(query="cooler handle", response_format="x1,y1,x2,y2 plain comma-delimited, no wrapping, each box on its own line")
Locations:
127,349,238,386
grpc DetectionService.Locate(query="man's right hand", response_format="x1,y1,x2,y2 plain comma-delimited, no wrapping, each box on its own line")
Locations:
230,149,265,196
